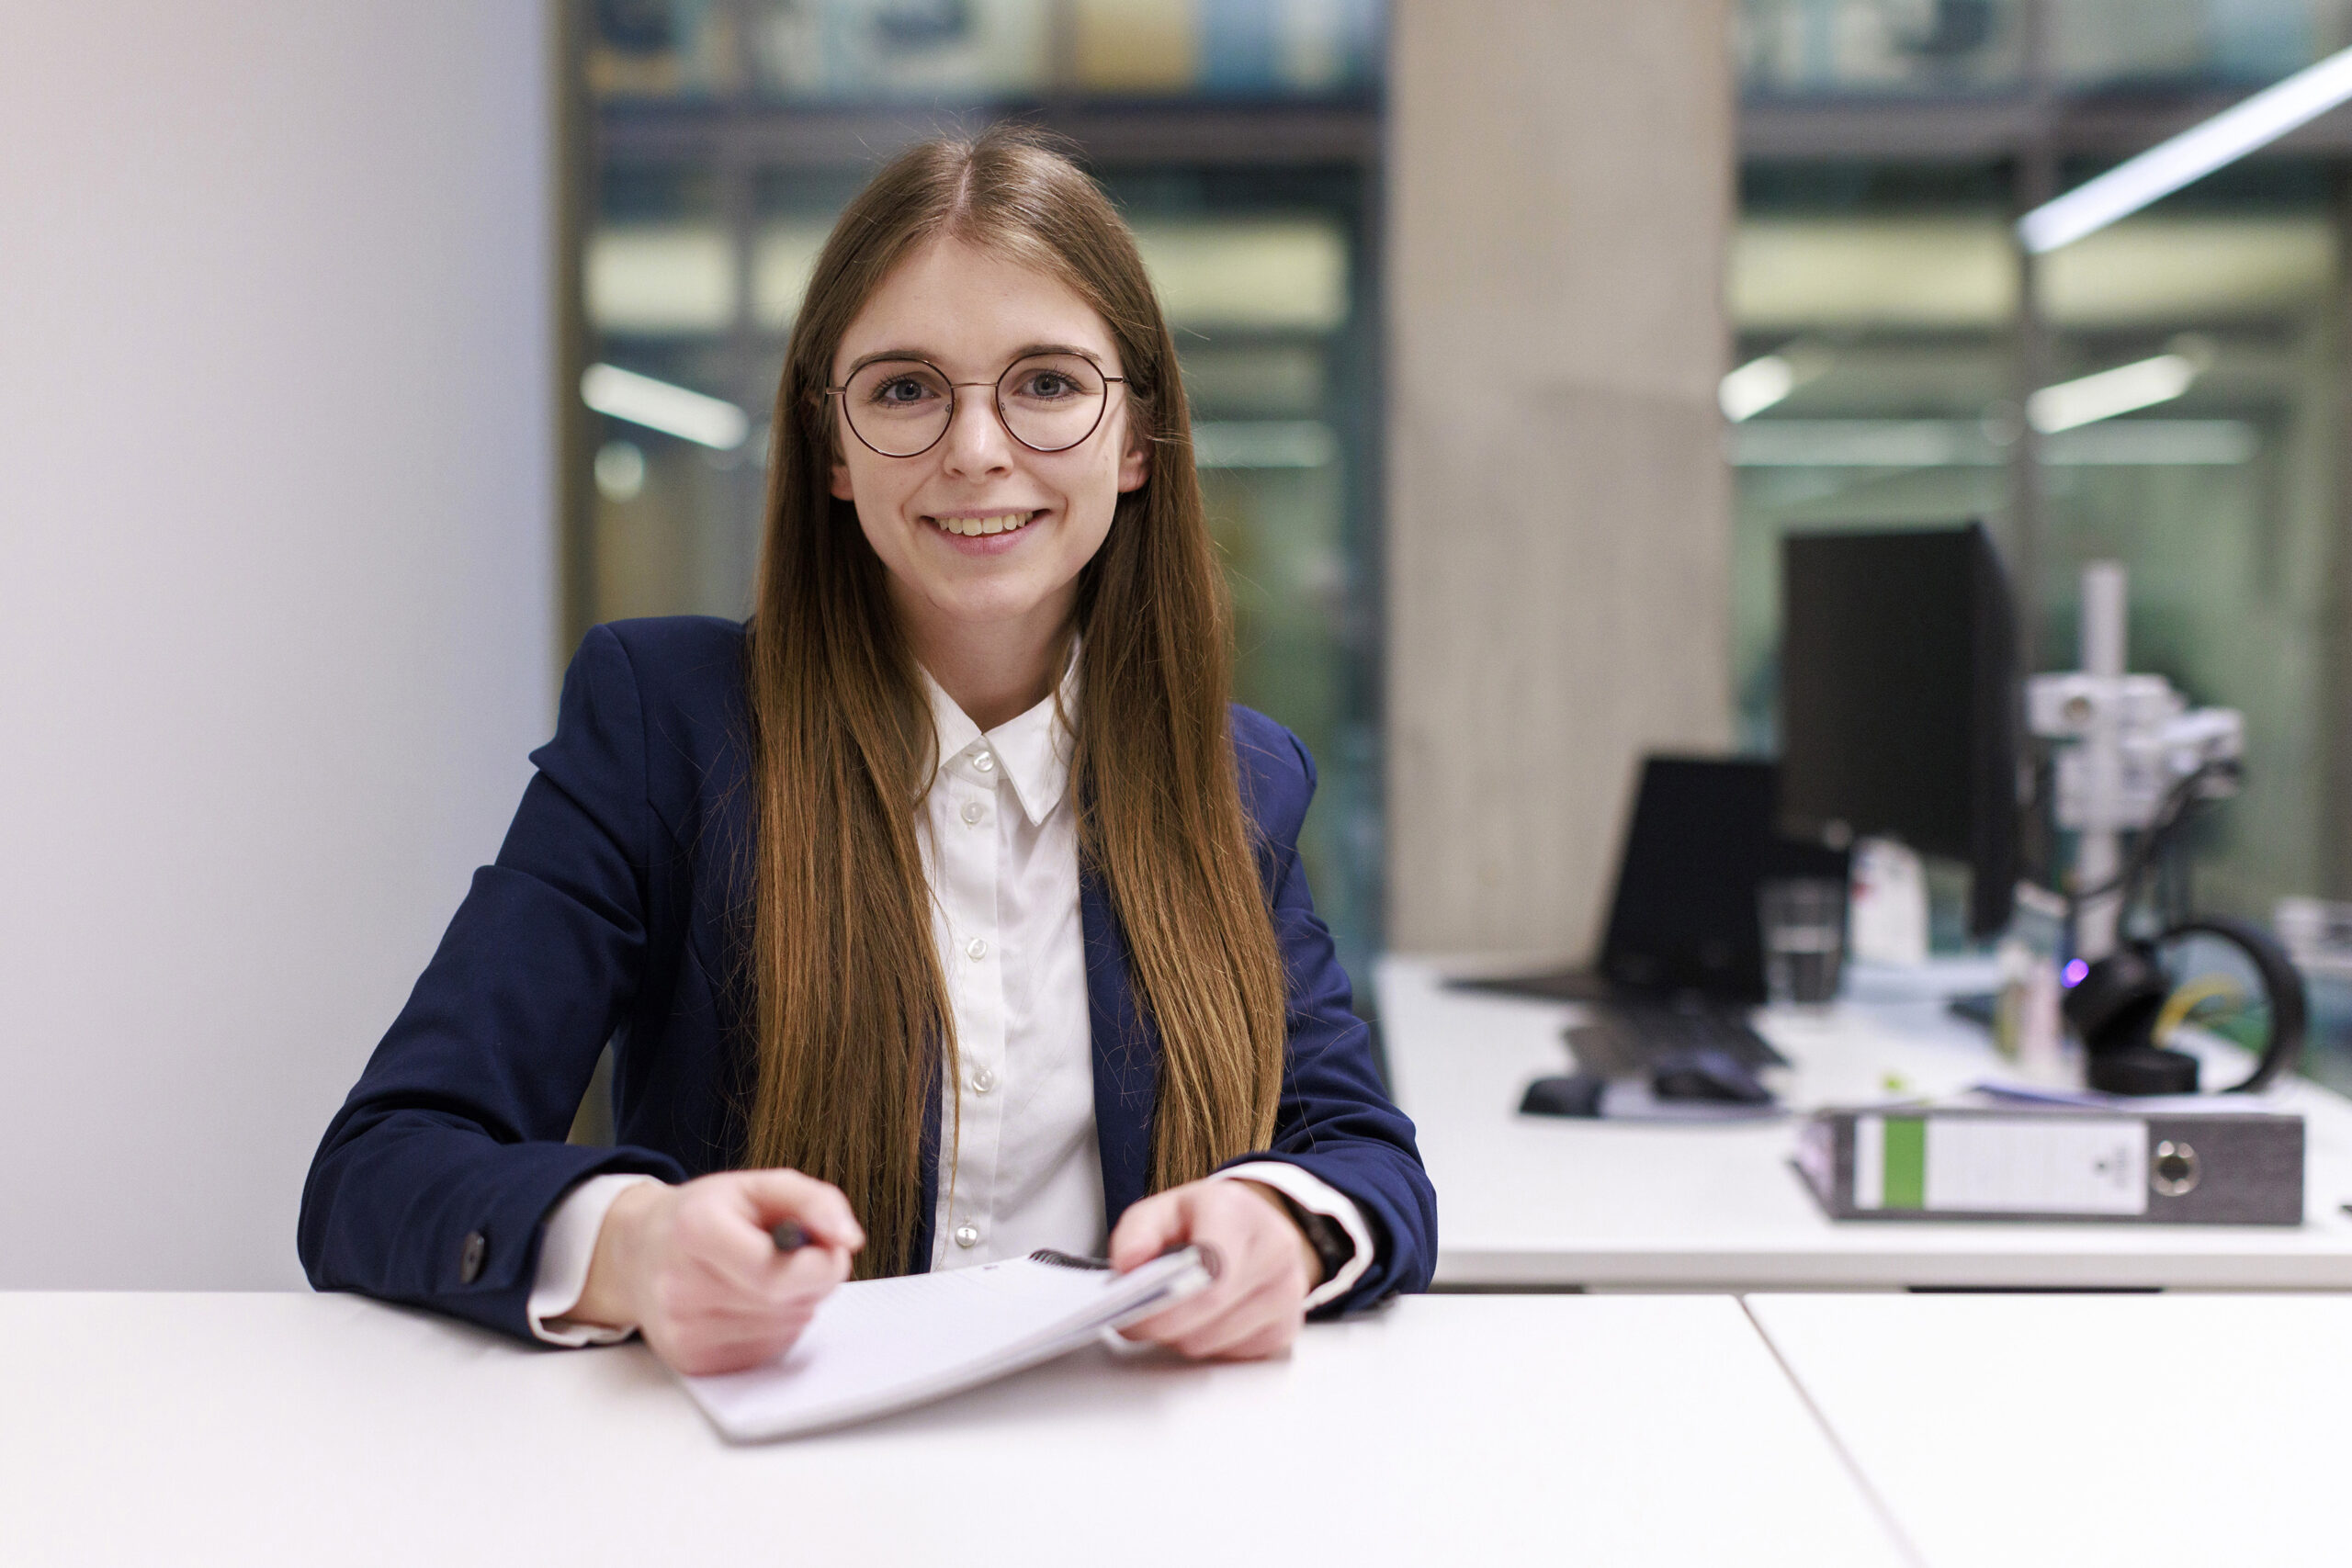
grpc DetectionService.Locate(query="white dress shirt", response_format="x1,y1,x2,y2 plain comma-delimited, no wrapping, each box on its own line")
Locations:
526,655,1371,1344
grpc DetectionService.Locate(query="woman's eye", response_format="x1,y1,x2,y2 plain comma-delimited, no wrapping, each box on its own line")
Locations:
1020,373,1075,399
875,378,932,405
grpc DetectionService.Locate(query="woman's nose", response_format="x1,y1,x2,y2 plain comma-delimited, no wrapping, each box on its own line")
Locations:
939,387,1015,477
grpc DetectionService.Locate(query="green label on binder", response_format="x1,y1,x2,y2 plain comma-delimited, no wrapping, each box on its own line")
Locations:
1882,1117,1927,1210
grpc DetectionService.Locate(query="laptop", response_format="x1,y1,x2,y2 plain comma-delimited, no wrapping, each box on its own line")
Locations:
1452,756,1845,1074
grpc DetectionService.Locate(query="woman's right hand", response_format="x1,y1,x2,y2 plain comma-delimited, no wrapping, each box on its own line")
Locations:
571,1168,864,1375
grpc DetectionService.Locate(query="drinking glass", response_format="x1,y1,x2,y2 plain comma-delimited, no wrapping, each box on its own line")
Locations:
1759,877,1846,1007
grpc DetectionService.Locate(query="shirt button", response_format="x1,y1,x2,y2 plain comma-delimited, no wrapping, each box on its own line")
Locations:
970,1066,996,1094
961,800,985,826
954,1224,980,1248
972,750,995,773
967,937,988,961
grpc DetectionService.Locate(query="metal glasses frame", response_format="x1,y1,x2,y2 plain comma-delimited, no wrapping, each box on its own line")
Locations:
824,353,1129,458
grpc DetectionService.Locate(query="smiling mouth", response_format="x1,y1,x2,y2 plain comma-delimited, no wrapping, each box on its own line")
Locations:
927,510,1040,538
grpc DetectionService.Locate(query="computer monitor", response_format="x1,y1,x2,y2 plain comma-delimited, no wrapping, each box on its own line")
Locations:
1452,752,1848,1009
1597,756,1778,1002
1777,523,2019,939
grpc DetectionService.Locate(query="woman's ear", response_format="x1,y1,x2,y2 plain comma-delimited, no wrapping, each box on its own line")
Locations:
1116,419,1151,494
830,454,856,502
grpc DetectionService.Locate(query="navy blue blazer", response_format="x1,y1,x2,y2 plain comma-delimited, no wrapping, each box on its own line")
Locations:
300,616,1436,1341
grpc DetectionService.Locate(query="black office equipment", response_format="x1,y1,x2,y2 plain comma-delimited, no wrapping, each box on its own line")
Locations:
1597,756,1777,1001
1564,1004,1786,1077
2063,916,2307,1096
1517,1066,1781,1119
1779,523,2019,939
1451,756,1805,1072
1519,1075,1609,1118
1457,757,1781,1005
1649,1047,1774,1106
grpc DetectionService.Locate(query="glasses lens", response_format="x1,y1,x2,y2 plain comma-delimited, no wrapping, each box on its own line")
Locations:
998,355,1107,453
842,361,953,457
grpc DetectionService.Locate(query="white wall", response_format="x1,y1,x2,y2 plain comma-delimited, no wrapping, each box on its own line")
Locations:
0,5,555,1288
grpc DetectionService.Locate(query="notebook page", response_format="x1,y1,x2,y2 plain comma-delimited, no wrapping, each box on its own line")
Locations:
680,1249,1206,1441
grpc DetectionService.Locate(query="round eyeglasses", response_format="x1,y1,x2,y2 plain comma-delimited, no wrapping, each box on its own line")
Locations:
826,353,1128,459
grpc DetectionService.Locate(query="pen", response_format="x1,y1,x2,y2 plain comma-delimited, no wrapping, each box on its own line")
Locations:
771,1221,808,1253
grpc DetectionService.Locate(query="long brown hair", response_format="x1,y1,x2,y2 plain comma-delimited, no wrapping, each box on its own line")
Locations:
741,127,1290,1277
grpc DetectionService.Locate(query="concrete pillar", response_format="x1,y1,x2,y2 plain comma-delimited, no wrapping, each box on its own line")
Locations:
1385,0,1736,960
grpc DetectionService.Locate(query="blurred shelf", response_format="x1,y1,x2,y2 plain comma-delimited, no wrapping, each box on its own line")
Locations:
594,97,1380,166
1743,90,2352,163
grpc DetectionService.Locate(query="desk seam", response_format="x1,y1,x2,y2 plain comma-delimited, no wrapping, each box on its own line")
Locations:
1738,1295,1930,1568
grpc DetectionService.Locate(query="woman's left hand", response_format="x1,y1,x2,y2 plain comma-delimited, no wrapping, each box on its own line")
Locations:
1107,1178,1319,1360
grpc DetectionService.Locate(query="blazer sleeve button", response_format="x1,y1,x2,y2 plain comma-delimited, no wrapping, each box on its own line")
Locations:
458,1230,488,1285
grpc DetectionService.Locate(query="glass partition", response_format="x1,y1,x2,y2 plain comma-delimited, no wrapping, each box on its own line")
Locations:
1734,2,2352,1079
1739,0,2030,96
1728,164,2018,761
2036,179,2338,923
1731,171,2345,910
585,0,1383,103
1739,0,2352,97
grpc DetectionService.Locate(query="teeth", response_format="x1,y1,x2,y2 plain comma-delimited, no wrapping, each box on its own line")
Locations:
934,512,1031,537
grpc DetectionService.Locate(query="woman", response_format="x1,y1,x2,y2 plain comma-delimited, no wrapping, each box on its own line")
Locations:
300,127,1434,1377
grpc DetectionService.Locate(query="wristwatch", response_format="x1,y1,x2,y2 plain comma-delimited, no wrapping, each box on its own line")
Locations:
1264,1188,1353,1287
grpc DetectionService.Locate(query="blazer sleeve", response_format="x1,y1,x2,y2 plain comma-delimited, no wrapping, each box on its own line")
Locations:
1221,726,1439,1314
298,626,691,1340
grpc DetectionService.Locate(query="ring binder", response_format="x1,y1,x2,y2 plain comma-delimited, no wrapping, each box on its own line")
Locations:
1795,1108,2303,1224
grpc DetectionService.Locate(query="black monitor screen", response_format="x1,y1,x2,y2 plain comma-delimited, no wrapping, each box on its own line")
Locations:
1778,524,2018,935
1599,756,1777,1001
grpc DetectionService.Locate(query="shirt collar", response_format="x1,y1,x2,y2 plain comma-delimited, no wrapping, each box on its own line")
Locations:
917,643,1080,829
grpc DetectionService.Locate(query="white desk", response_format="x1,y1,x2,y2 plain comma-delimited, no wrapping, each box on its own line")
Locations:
1379,954,2352,1290
0,1292,1902,1567
1748,1292,2352,1568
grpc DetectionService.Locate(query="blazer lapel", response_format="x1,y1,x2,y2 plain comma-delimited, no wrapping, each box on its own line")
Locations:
1081,867,1159,1227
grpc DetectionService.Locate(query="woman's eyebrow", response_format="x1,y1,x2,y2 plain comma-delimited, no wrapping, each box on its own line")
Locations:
842,348,934,378
840,343,1109,378
1010,343,1103,363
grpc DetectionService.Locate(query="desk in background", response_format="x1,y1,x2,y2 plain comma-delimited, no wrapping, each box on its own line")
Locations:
0,1292,1901,1567
1378,954,2352,1291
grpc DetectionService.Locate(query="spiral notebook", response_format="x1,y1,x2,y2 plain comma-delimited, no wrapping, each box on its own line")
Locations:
677,1246,1214,1442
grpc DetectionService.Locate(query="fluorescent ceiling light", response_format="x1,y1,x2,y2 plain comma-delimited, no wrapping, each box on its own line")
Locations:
2019,45,2352,254
1720,344,1831,423
581,364,750,450
1720,355,1796,422
2026,354,2199,434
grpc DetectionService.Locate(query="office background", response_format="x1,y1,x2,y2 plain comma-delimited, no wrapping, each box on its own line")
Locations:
6,0,2351,1291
